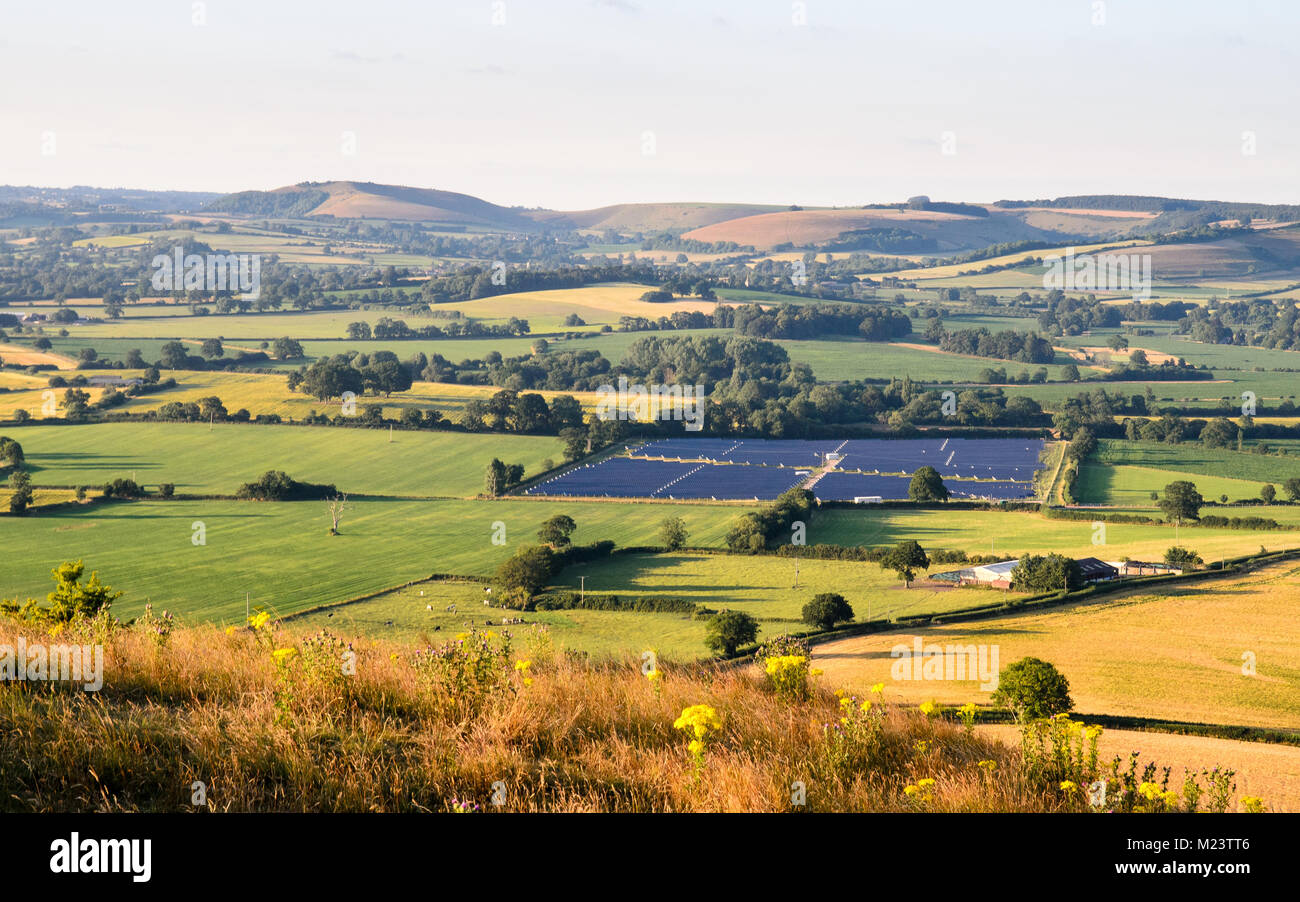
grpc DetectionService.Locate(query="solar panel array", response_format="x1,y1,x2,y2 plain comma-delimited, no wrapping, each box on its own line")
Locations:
528,438,1044,501
633,437,1044,482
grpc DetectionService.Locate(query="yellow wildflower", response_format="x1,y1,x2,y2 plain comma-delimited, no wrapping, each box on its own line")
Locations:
272,647,297,662
1060,780,1078,792
673,704,722,740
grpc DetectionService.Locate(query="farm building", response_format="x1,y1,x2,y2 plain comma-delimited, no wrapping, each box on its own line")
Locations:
1110,560,1181,577
1076,557,1119,582
932,556,1119,589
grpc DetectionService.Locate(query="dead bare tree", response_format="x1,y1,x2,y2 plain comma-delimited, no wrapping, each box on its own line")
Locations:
326,493,349,535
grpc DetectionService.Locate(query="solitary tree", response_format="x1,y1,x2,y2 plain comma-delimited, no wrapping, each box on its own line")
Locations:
1261,483,1277,504
484,458,508,496
705,609,759,657
200,338,224,359
1284,477,1300,502
1159,480,1203,525
494,545,556,599
538,514,577,548
8,470,34,515
326,493,349,535
801,592,855,630
658,516,689,551
908,466,949,502
880,540,930,588
992,657,1073,721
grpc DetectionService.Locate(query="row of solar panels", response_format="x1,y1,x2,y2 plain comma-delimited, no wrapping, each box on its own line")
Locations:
526,458,1036,501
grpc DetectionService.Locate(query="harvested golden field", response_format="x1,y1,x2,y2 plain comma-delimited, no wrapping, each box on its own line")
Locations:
0,369,602,423
0,342,77,369
682,207,981,250
537,202,782,232
810,559,1300,731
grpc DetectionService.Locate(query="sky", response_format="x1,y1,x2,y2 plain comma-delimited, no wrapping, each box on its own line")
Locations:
1,0,1297,209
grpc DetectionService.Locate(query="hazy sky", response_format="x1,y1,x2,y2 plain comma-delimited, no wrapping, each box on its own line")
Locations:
2,0,1296,209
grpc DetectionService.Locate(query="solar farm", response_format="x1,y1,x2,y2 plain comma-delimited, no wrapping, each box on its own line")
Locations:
525,437,1047,501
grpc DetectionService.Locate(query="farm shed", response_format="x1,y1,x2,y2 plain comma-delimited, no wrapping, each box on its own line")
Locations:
1075,557,1119,582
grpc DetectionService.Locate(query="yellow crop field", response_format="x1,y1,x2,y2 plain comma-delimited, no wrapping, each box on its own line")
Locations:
810,559,1300,730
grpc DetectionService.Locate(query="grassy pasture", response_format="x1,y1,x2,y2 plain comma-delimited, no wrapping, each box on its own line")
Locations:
1076,438,1300,506
290,579,708,660
811,559,1300,730
552,552,1007,624
1077,464,1271,507
0,497,752,623
9,422,564,497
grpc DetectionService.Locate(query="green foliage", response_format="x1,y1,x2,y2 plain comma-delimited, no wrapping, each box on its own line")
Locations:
8,469,34,515
879,540,930,587
801,592,855,630
704,609,759,656
1159,480,1203,523
908,466,949,502
494,545,556,599
538,514,577,548
1163,546,1203,569
658,516,689,551
236,470,336,501
1,560,122,625
1011,554,1082,593
993,657,1073,721
102,477,143,499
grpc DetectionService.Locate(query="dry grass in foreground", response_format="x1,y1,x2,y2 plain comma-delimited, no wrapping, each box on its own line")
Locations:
0,614,1270,813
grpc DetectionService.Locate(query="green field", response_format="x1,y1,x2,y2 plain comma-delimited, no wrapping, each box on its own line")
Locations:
9,421,565,497
0,497,753,622
1076,439,1300,506
287,551,1018,659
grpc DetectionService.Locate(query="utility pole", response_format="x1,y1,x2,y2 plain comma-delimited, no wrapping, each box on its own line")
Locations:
580,575,586,605
245,592,249,620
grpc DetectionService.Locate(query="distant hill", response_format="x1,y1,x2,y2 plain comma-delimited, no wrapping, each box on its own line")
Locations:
529,202,784,233
204,181,538,229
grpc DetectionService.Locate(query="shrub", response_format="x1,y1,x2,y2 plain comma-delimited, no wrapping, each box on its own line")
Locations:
236,470,336,501
102,477,143,499
801,592,855,630
704,609,759,656
992,657,1073,721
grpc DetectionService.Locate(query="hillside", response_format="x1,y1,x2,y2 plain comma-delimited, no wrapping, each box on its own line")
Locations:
204,180,538,229
0,607,1264,813
682,206,1063,252
529,202,784,233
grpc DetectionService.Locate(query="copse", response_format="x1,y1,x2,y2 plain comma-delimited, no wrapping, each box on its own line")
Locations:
725,487,815,554
1010,554,1081,593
